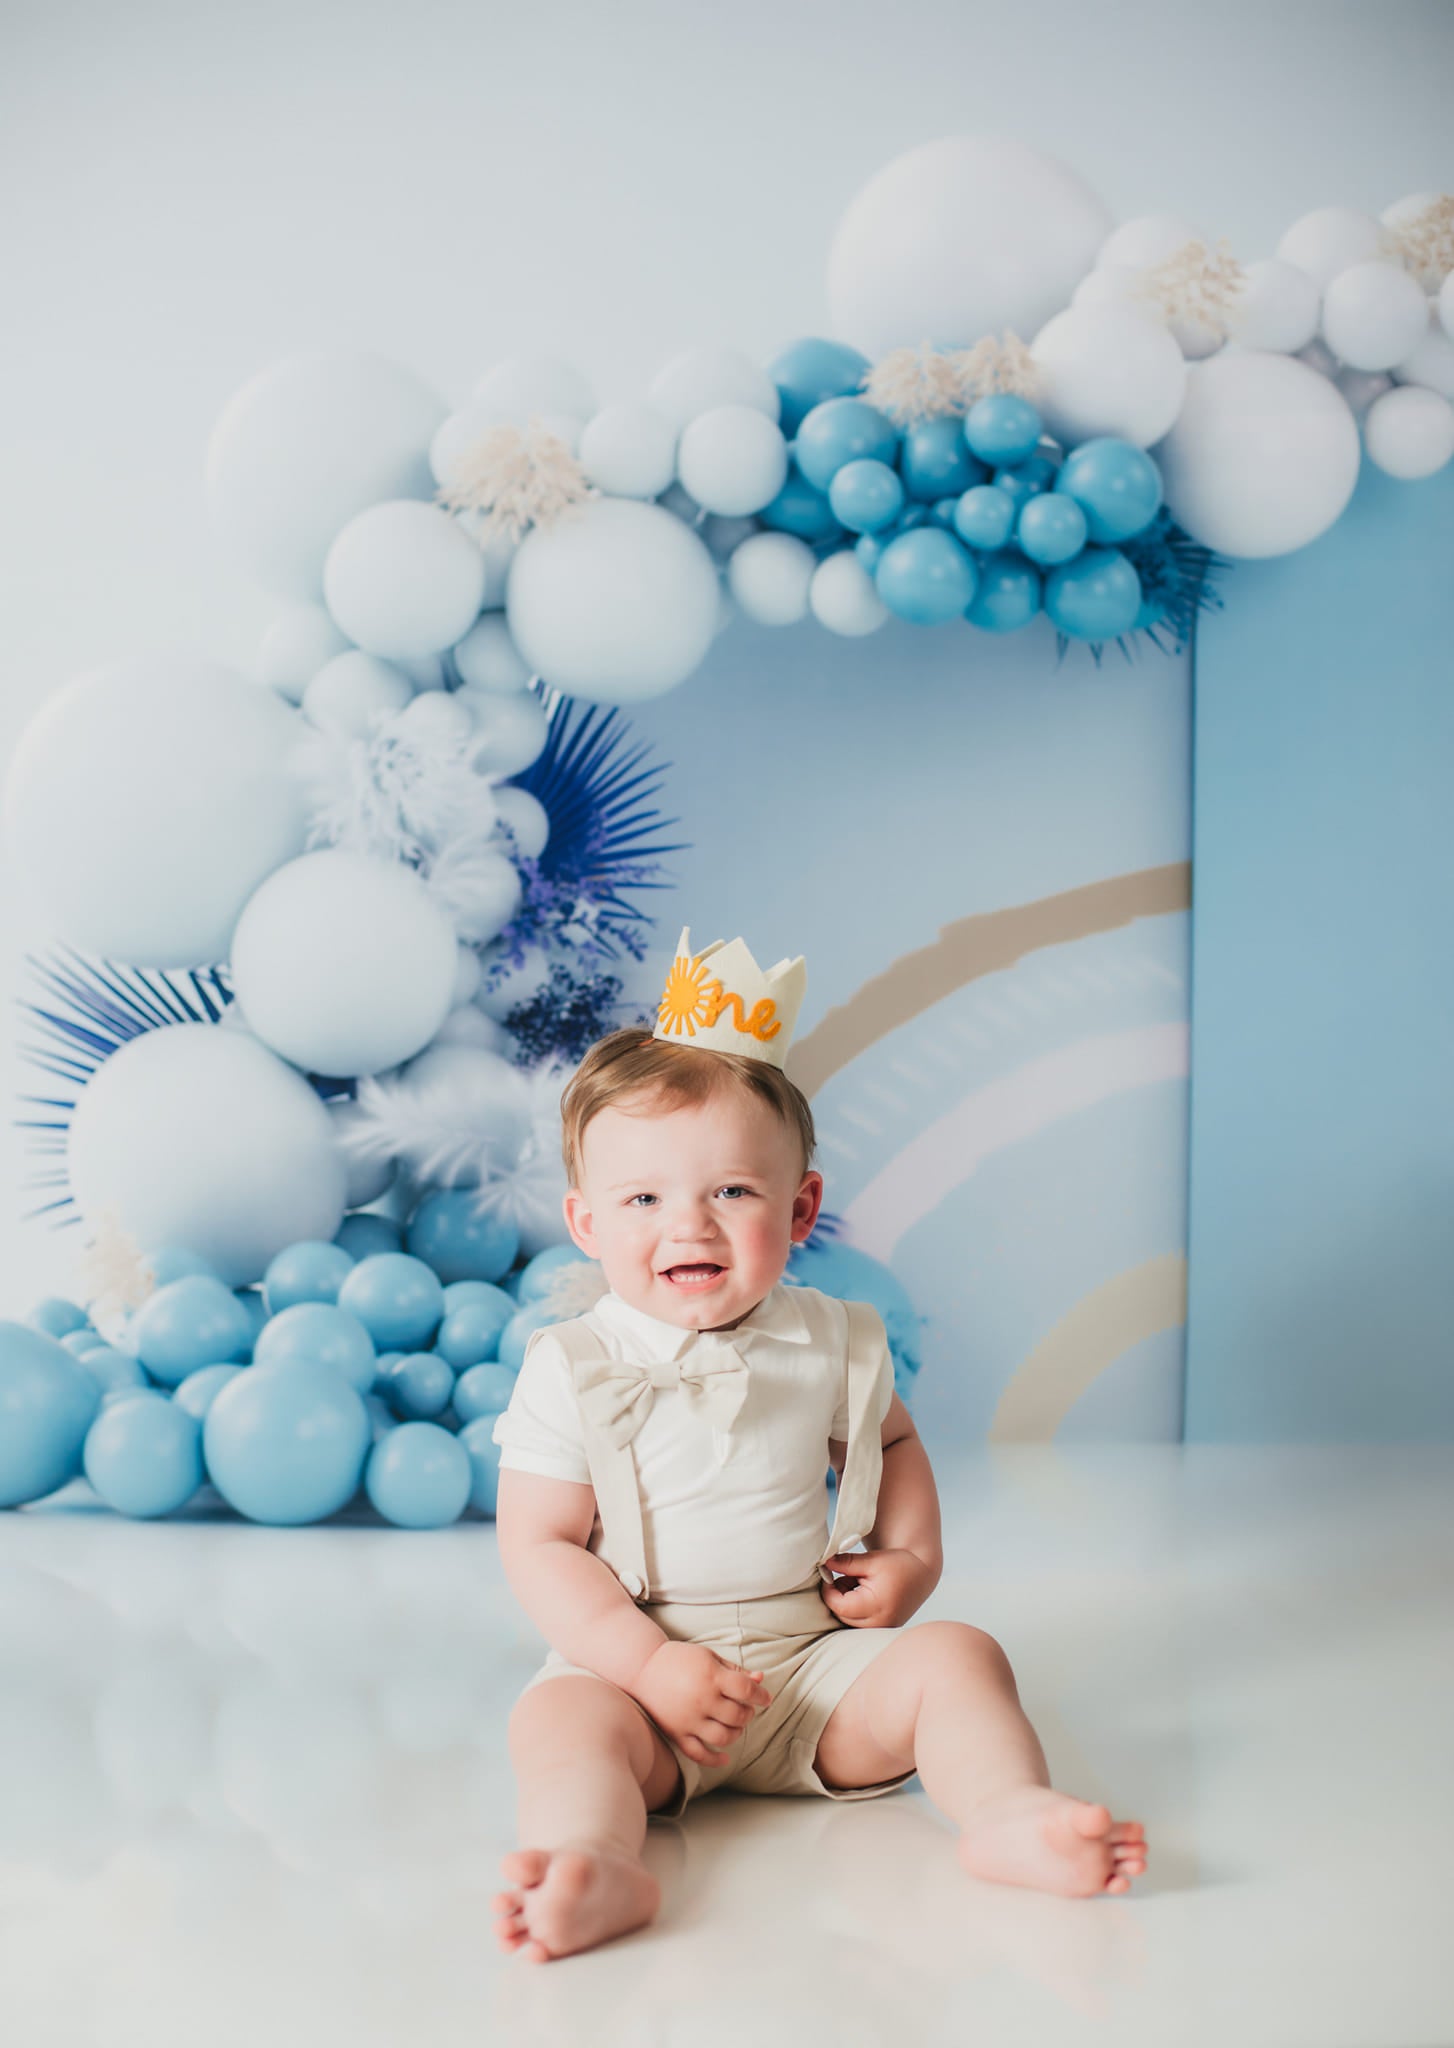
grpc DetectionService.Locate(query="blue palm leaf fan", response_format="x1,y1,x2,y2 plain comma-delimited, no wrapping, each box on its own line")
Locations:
1051,514,1230,670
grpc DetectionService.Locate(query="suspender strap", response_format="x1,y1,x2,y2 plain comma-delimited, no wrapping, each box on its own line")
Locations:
820,1299,889,1567
550,1319,654,1604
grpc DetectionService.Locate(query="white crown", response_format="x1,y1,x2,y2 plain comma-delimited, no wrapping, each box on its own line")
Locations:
652,926,807,1070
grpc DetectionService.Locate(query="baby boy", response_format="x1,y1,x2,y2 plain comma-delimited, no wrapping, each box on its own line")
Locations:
490,928,1148,1962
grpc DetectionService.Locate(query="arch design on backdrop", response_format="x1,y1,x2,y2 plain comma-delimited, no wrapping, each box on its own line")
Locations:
987,1254,1190,1443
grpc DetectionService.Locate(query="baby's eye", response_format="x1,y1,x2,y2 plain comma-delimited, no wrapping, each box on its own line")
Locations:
626,1193,658,1207
718,1186,751,1199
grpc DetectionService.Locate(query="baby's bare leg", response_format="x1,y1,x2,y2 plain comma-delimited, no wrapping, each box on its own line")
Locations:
492,1675,682,1963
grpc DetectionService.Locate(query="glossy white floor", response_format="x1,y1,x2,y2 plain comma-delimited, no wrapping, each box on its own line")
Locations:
1,1444,1449,2048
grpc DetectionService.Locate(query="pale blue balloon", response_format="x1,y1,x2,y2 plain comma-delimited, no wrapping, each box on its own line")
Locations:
966,553,1044,633
132,1277,252,1387
953,486,1017,552
1016,493,1088,566
203,1361,370,1524
452,1363,517,1425
928,497,960,528
899,419,981,502
0,1321,102,1505
76,1346,149,1398
854,533,887,573
827,458,904,535
83,1392,203,1518
893,504,932,531
1044,548,1142,641
365,1422,471,1528
253,1301,376,1393
497,1302,558,1370
334,1213,405,1261
382,1353,453,1420
234,1289,268,1351
27,1298,90,1340
769,338,872,436
993,453,1059,514
436,1291,515,1369
874,529,978,624
337,1253,445,1351
405,1190,519,1285
173,1362,245,1421
1054,437,1164,543
515,1246,593,1305
964,394,1043,467
794,400,898,492
61,1329,103,1358
757,460,844,544
263,1240,355,1314
458,1415,503,1517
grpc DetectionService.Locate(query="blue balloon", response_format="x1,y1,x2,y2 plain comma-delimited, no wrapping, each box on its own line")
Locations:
757,458,844,544
334,1212,405,1261
497,1302,559,1370
953,485,1017,552
1054,437,1164,543
83,1392,203,1518
0,1321,102,1505
27,1298,90,1340
366,1422,471,1529
514,1246,593,1305
874,529,978,624
263,1240,355,1315
782,1244,923,1399
75,1345,149,1398
1016,492,1088,566
337,1253,445,1351
144,1245,223,1288
173,1362,245,1421
893,503,932,531
993,453,1059,514
899,418,981,502
253,1301,376,1393
458,1415,504,1517
405,1189,518,1285
928,497,961,527
966,552,1044,633
436,1289,515,1368
1044,547,1143,641
234,1289,268,1351
204,1361,370,1524
452,1362,517,1425
132,1276,252,1387
827,458,904,535
61,1329,103,1357
793,399,898,492
964,394,1043,467
769,337,871,436
854,533,886,573
383,1352,454,1420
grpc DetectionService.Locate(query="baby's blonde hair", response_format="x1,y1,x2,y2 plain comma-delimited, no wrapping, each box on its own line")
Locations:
559,1027,817,1188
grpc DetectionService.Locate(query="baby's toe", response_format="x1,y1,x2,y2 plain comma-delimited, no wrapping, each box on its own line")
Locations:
1069,1802,1112,1839
501,1848,551,1889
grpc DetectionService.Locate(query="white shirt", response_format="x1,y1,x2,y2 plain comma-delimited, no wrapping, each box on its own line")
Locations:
491,1281,895,1604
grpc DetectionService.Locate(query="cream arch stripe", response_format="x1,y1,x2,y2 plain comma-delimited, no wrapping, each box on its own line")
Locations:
785,862,1192,1099
987,1254,1189,1444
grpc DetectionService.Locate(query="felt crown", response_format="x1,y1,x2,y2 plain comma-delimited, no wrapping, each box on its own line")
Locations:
652,926,807,1070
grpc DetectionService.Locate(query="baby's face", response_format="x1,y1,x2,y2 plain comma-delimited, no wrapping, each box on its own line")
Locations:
563,1085,823,1332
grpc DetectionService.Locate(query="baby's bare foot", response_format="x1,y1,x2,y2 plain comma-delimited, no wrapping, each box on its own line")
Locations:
956,1786,1148,1898
491,1842,661,1962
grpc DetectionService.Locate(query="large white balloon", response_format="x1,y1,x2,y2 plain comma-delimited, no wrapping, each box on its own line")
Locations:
68,1025,347,1287
648,349,780,432
1276,207,1390,292
1097,214,1204,270
1230,258,1322,354
828,135,1113,358
578,403,678,498
506,497,719,702
2,654,309,967
1320,261,1431,372
727,533,816,626
302,652,414,738
326,1098,395,1208
230,851,459,1077
470,356,596,424
452,614,532,694
490,784,550,861
1155,350,1362,557
323,501,487,660
1362,386,1454,479
809,551,890,636
675,405,789,516
1030,302,1188,447
257,606,351,704
207,353,446,602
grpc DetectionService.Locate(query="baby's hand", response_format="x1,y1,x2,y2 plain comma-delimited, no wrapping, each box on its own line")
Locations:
820,1548,936,1628
626,1642,772,1770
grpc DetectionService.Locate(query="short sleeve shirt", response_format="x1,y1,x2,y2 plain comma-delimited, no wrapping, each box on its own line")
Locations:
491,1281,895,1604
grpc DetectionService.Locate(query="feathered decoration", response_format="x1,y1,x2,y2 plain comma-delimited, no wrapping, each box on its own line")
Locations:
538,1258,611,1320
953,331,1042,403
860,342,968,426
289,714,497,870
435,418,597,545
1137,237,1247,341
1385,195,1454,293
78,1206,156,1324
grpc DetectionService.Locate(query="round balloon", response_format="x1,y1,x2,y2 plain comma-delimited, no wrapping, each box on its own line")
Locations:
1030,303,1188,448
793,400,898,492
1321,261,1432,372
253,1302,377,1394
1230,259,1322,354
0,1322,102,1506
258,605,352,704
453,614,532,694
1044,548,1142,640
648,348,780,432
727,533,817,626
132,1275,253,1386
452,1362,517,1425
406,1188,519,1284
578,403,678,499
874,529,977,624
323,501,487,661
458,1414,503,1516
1054,438,1163,542
463,688,550,778
83,1393,203,1519
675,406,788,517
365,1423,471,1528
966,553,1043,633
1362,386,1454,479
302,652,414,739
204,1360,370,1524
769,338,872,435
809,551,890,637
436,1289,515,1368
337,1253,445,1352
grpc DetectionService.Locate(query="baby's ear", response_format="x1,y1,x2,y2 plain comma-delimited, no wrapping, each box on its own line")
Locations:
562,1186,597,1255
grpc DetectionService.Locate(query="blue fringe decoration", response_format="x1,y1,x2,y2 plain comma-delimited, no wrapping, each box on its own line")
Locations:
1051,513,1231,670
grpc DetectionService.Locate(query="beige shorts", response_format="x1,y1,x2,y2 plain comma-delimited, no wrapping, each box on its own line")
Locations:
515,1582,918,1819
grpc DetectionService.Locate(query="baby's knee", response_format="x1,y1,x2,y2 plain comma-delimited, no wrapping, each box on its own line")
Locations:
913,1619,1013,1679
507,1675,643,1761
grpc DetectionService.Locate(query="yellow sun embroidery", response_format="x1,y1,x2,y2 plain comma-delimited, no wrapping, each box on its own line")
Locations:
658,954,720,1038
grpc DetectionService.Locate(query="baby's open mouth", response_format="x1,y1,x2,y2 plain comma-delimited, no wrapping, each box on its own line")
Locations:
662,1264,725,1287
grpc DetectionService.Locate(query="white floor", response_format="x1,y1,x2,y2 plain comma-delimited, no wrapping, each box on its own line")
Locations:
1,1444,1449,2048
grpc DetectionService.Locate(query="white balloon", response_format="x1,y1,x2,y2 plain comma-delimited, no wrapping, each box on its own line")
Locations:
463,689,550,777
1276,207,1390,292
230,851,459,1076
451,515,518,609
258,605,351,703
1362,385,1454,479
399,651,448,690
326,1097,395,1207
392,690,474,748
490,783,550,861
828,135,1113,358
1334,367,1393,417
429,1004,503,1049
809,551,890,637
1030,302,1188,447
68,1025,347,1287
727,532,816,626
430,400,581,487
2,654,308,967
1441,273,1454,342
1296,338,1340,379
324,501,487,660
1229,258,1322,354
207,353,445,602
302,651,414,738
675,405,789,517
453,613,532,693
1097,214,1204,270
656,480,702,523
506,496,719,702
425,842,521,947
1071,262,1149,312
698,513,759,560
578,403,677,498
395,1042,533,1174
648,348,780,432
1393,301,1454,399
1321,261,1430,371
1155,350,1362,557
470,356,596,424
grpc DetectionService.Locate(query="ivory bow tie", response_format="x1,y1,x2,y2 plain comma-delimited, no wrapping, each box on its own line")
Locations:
573,1333,751,1451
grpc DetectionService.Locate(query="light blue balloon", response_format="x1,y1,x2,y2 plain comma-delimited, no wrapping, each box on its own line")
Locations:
899,419,981,502
964,394,1043,467
0,1321,103,1505
966,553,1044,633
173,1362,245,1421
497,1302,558,1370
893,503,932,531
144,1245,223,1288
405,1190,518,1285
993,453,1059,514
1016,492,1088,566
757,459,844,544
783,1242,922,1399
383,1352,454,1420
365,1422,471,1529
75,1345,149,1398
1054,437,1164,543
953,485,1017,552
61,1329,104,1357
263,1240,355,1315
514,1246,593,1305
253,1301,376,1393
874,529,978,625
234,1288,268,1351
132,1276,252,1387
334,1212,405,1261
827,459,903,535
83,1392,203,1519
452,1362,517,1425
854,533,886,574
458,1415,503,1517
204,1361,370,1524
337,1253,445,1351
928,497,960,528
769,337,871,436
793,399,898,492
27,1298,90,1340
1044,548,1143,641
436,1289,515,1368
